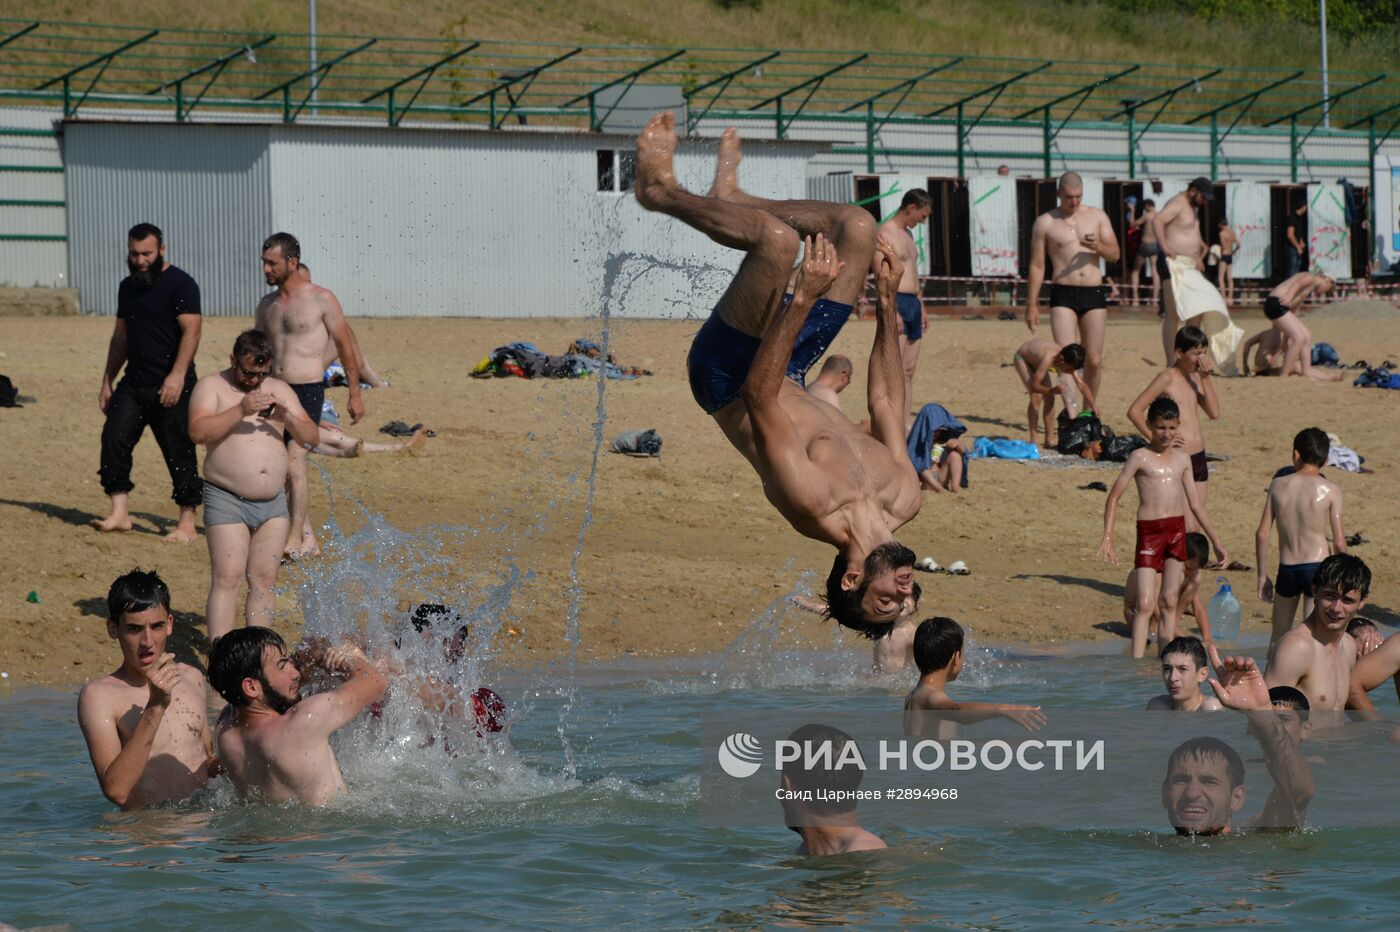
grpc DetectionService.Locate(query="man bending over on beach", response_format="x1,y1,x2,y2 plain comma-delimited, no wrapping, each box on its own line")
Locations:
1265,553,1367,722
1263,272,1343,382
1099,396,1227,658
1012,338,1098,447
634,112,920,639
78,569,217,809
210,626,387,805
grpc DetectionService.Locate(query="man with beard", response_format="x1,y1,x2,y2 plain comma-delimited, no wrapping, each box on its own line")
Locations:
254,233,365,559
210,626,387,805
188,331,318,643
93,223,203,541
633,113,920,639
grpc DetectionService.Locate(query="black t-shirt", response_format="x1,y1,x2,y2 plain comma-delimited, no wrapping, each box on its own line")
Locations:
117,265,201,387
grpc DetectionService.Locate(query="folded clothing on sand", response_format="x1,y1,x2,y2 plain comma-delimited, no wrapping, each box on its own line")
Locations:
611,429,662,457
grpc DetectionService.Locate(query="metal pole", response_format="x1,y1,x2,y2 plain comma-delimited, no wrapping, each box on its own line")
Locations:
865,102,875,173
1209,113,1219,180
1042,108,1051,178
309,0,318,115
1320,0,1329,129
1126,108,1135,179
1290,116,1298,182
956,102,965,180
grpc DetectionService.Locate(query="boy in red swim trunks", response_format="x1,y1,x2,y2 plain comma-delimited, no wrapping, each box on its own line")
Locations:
1098,395,1228,658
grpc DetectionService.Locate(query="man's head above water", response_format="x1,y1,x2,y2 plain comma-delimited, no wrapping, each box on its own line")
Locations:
824,541,918,639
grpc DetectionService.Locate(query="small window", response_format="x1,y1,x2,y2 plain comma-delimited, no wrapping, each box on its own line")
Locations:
596,149,636,194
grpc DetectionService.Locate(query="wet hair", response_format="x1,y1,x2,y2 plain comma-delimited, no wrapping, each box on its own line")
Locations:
781,723,866,814
406,603,470,656
1058,170,1083,191
1347,617,1378,637
262,231,301,261
1166,736,1245,789
1268,685,1310,721
128,222,163,245
913,617,963,676
1057,343,1086,370
824,542,918,639
900,189,932,210
1146,395,1180,423
1312,553,1370,599
820,355,853,377
106,568,171,622
1160,635,1207,670
1174,325,1209,353
208,626,287,707
233,329,274,364
1293,428,1329,467
1185,533,1209,568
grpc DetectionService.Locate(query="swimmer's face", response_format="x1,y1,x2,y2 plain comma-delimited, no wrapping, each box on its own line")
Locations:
1314,585,1366,631
858,564,917,626
1160,652,1206,700
1058,185,1083,213
1162,754,1243,835
1270,704,1311,745
256,645,302,714
1147,415,1179,448
262,246,297,287
109,605,172,673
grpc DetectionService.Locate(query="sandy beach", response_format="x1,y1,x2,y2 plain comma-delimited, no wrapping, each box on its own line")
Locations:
2,304,1397,690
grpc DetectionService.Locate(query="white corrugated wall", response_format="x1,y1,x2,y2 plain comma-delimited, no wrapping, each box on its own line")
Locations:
0,108,66,287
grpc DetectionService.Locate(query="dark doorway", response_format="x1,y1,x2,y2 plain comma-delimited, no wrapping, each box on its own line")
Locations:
854,176,882,223
1016,178,1058,277
925,177,971,279
1271,184,1308,283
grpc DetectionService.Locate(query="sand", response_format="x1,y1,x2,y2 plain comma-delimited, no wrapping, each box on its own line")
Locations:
2,304,1397,690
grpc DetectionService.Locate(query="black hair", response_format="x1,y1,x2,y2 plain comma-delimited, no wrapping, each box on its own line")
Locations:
208,627,287,707
900,189,932,210
128,223,163,245
781,723,866,815
1058,342,1086,370
262,231,301,261
1268,685,1311,721
1293,427,1329,467
1146,394,1180,423
106,568,171,622
1159,635,1207,670
233,329,275,364
823,542,918,640
1166,736,1245,789
1143,199,1155,208
1312,553,1371,599
1347,617,1378,636
1175,325,1209,353
1185,533,1209,567
913,616,964,676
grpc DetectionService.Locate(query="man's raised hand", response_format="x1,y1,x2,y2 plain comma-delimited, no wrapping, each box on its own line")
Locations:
1207,645,1270,711
872,234,902,301
792,233,844,305
146,652,181,708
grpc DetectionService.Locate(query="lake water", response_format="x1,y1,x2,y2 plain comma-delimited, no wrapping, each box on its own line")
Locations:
5,629,1399,930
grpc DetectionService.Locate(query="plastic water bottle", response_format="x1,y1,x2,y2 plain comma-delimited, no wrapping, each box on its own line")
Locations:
1208,578,1241,643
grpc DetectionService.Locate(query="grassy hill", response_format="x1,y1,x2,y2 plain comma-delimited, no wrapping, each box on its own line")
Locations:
5,0,1394,74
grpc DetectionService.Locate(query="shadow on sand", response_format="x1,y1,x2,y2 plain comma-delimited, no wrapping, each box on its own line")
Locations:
0,497,196,537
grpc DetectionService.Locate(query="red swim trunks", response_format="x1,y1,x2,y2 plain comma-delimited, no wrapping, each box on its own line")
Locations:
1135,515,1187,570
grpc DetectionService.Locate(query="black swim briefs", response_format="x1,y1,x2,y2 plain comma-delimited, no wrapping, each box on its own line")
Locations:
1048,283,1108,317
288,381,325,425
1264,296,1289,321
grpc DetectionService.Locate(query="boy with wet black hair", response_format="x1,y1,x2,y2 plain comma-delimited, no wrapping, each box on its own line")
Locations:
1257,427,1346,645
1127,326,1221,516
1012,338,1099,447
904,617,1046,734
1346,617,1382,656
1266,553,1370,717
779,722,886,855
1147,635,1222,711
1123,532,1213,645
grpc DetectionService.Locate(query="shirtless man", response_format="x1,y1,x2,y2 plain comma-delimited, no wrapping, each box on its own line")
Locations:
1151,177,1215,364
1217,219,1239,305
1127,325,1220,517
874,189,932,424
1265,553,1368,721
634,113,920,639
188,330,319,643
1129,199,1159,307
77,569,217,809
804,354,852,411
1347,630,1400,733
779,723,886,855
1256,428,1347,644
1026,172,1121,398
299,262,390,389
1239,328,1285,376
1263,272,1343,382
254,233,364,558
210,626,387,805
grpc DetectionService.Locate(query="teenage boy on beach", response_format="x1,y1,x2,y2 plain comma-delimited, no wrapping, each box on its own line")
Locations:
779,723,887,855
1012,338,1099,447
1127,326,1221,517
1099,396,1228,658
1123,532,1213,646
1256,428,1347,645
1146,636,1222,711
904,617,1046,736
77,570,217,809
1265,553,1368,718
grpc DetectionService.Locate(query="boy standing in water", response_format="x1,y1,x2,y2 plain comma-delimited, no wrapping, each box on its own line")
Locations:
1127,326,1221,517
1146,636,1222,711
1256,428,1347,645
904,617,1046,735
1099,396,1228,658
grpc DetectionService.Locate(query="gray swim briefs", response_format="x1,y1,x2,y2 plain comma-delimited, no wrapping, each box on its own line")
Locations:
202,480,288,530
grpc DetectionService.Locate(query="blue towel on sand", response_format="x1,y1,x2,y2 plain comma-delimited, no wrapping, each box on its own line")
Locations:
969,437,1041,460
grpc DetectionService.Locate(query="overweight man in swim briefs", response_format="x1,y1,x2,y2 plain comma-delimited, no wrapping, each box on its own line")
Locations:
1026,171,1120,399
633,112,921,639
188,330,319,643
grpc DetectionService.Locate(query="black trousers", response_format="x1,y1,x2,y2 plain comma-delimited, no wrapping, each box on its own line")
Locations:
98,377,203,507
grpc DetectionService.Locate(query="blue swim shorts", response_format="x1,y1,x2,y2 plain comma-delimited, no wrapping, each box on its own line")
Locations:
896,293,923,342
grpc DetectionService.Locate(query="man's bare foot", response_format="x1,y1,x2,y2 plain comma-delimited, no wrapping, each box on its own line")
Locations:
633,112,681,211
401,427,429,452
707,127,742,200
162,524,198,543
89,515,132,533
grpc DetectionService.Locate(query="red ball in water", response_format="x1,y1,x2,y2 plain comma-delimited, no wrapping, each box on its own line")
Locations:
470,687,508,734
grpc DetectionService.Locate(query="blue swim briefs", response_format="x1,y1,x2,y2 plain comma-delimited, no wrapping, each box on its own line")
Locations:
1275,562,1322,600
896,293,923,342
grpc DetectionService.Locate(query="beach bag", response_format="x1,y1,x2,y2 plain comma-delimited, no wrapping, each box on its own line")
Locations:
1056,412,1104,456
1311,343,1341,367
1102,434,1147,462
0,374,17,407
